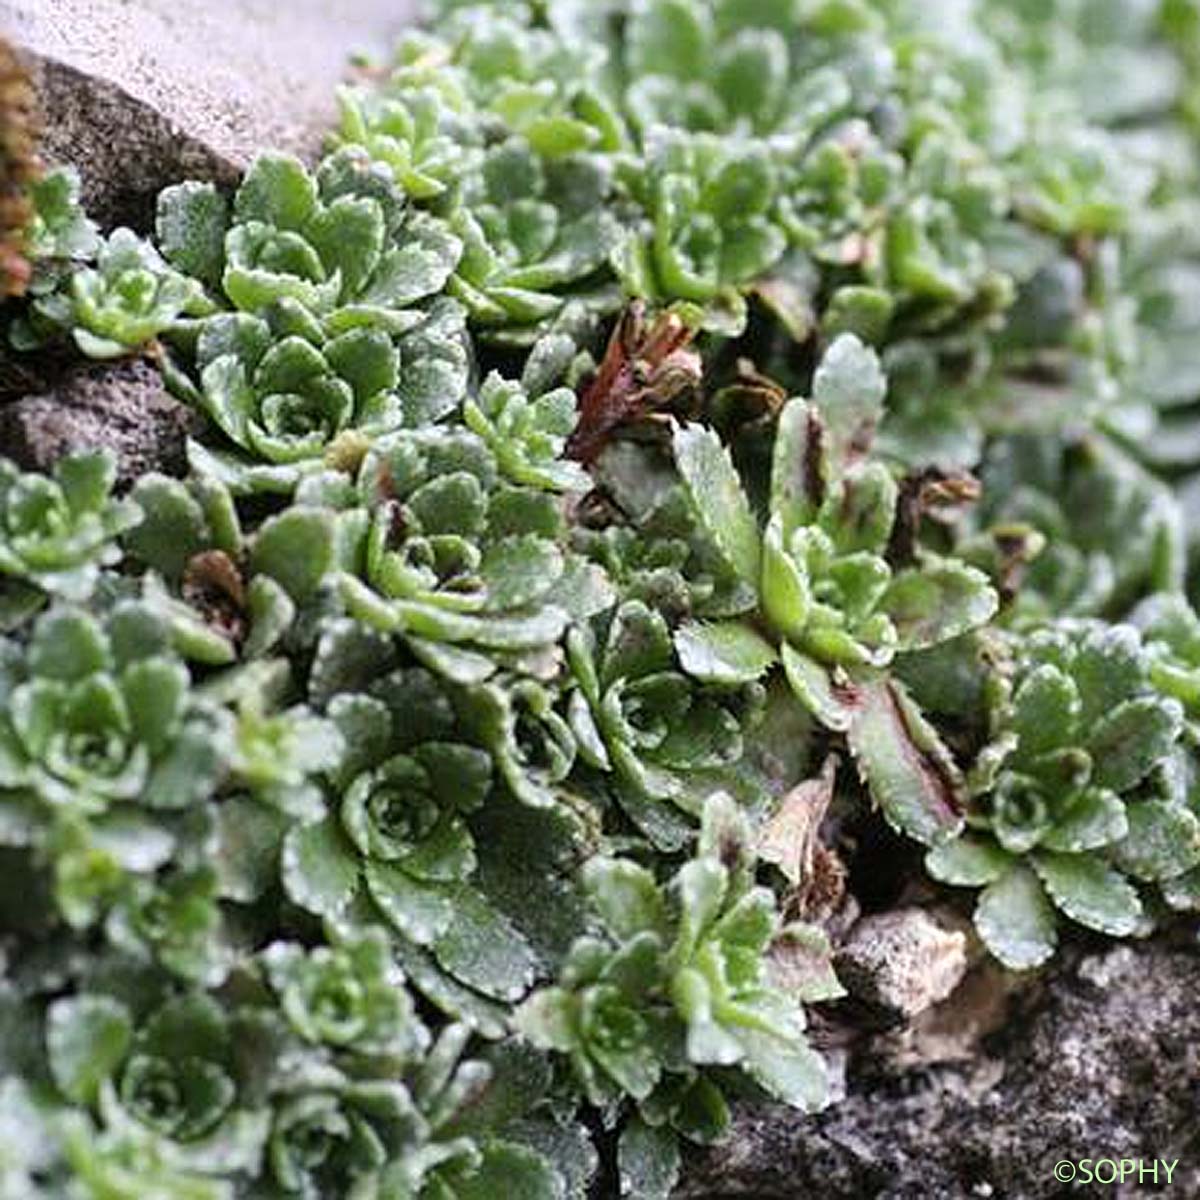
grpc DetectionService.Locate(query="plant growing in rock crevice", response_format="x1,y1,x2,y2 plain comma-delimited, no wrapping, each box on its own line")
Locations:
670,334,997,844
927,620,1200,967
5,0,1200,1194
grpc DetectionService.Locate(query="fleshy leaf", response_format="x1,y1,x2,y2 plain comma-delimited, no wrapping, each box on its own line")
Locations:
925,835,1014,887
1031,852,1144,936
844,675,965,845
1114,800,1200,882
674,620,777,684
883,562,997,652
810,334,886,466
47,995,132,1105
673,422,761,587
618,1117,680,1200
281,819,359,918
974,865,1058,970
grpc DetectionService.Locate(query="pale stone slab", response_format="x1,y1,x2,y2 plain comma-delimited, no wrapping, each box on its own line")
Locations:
1,0,414,227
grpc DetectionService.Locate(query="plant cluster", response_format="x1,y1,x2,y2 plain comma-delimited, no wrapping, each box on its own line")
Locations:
3,0,1200,1194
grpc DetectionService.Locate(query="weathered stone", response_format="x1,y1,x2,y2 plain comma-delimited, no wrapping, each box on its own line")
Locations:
0,356,196,484
676,940,1200,1199
835,907,968,1026
1,0,415,230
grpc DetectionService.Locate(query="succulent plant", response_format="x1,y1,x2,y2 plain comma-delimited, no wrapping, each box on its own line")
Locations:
517,795,827,1127
0,603,229,928
332,427,575,673
450,138,622,335
927,620,1200,967
972,432,1184,627
5,0,1200,1194
671,336,996,843
616,130,786,330
14,225,212,359
45,992,268,1166
0,451,140,610
333,82,481,204
261,927,426,1058
566,600,754,835
463,371,590,493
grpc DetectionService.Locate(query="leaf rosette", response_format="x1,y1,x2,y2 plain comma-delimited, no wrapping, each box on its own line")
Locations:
46,992,269,1177
451,138,622,336
0,452,140,608
567,601,753,827
336,429,572,671
616,129,786,330
66,229,214,358
157,149,463,337
672,336,995,843
262,927,427,1060
516,794,828,1119
0,603,230,926
928,620,1200,968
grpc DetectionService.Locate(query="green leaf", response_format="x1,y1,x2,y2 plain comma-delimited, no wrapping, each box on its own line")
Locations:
716,28,788,122
250,508,335,602
810,334,886,466
628,0,713,80
673,422,761,587
126,475,210,581
121,657,188,754
770,399,822,538
844,675,965,845
925,835,1014,886
362,224,463,308
306,195,384,298
674,620,777,684
883,562,997,652
583,858,665,940
737,1027,828,1110
29,608,109,681
324,327,399,401
480,536,563,611
365,860,455,944
974,865,1058,970
214,796,288,902
57,452,117,517
452,1141,562,1200
1039,788,1127,853
1010,665,1079,762
47,995,132,1104
234,154,317,231
1114,800,1200,882
1031,852,1143,936
780,642,855,732
244,576,296,659
281,819,359,918
618,1118,680,1200
156,181,228,286
1087,697,1182,792
434,886,539,1002
761,517,810,643
1071,625,1143,726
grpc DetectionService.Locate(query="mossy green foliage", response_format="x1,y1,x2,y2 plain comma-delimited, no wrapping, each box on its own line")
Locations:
3,0,1200,1195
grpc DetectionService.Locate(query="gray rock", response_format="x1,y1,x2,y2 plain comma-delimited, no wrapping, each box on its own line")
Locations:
2,0,415,229
835,907,968,1026
676,941,1200,1198
0,357,197,485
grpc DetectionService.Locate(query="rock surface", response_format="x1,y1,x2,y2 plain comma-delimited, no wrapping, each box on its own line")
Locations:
835,907,968,1026
2,0,415,229
676,941,1200,1199
0,356,196,485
